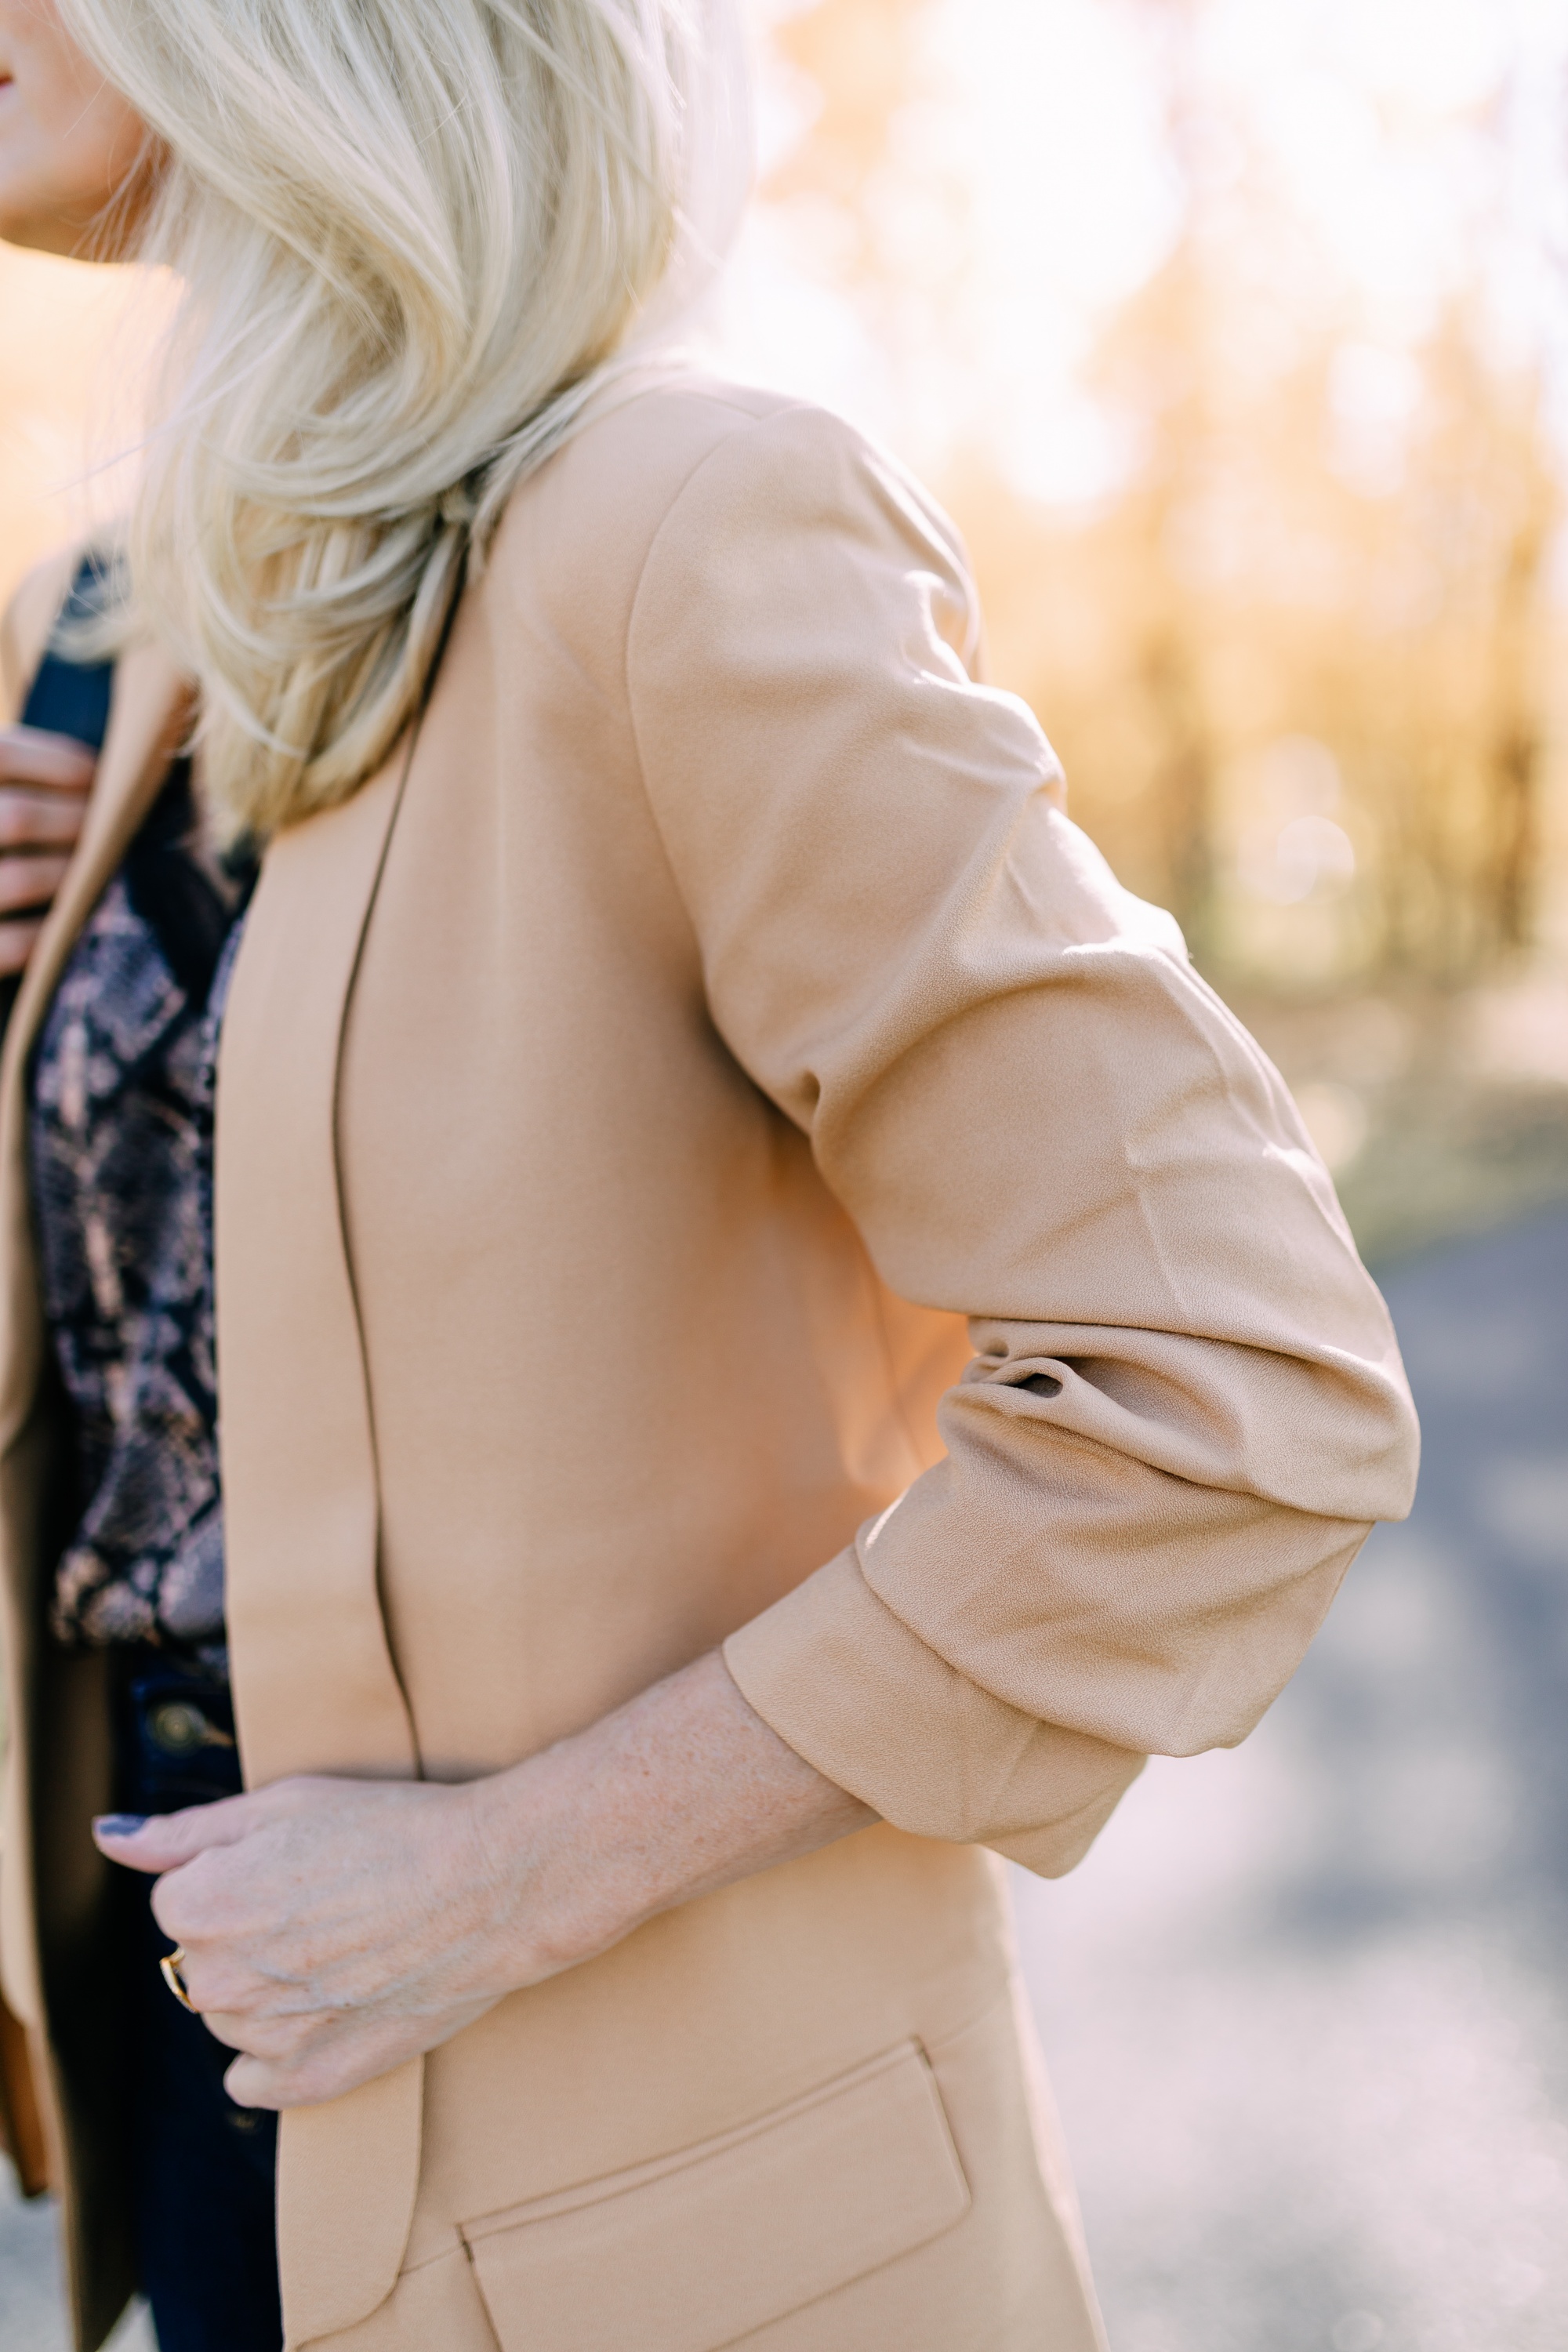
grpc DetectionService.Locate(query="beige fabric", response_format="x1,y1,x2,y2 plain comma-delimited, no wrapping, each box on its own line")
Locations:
323,1981,1099,2352
0,378,1417,2352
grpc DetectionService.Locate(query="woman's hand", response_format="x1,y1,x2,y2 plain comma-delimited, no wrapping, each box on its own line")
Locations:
93,1651,873,2111
0,724,94,972
95,1772,524,2109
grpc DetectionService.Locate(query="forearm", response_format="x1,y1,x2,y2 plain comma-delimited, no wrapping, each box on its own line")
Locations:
468,1650,876,1981
93,1650,877,2109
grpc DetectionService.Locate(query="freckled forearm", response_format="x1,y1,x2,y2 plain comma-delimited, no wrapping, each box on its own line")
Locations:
468,1650,876,1984
89,1653,873,2109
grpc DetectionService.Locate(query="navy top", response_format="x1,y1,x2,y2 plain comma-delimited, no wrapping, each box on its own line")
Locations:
20,575,253,1671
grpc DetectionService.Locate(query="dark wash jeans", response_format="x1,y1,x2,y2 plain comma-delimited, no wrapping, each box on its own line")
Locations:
111,1654,284,2352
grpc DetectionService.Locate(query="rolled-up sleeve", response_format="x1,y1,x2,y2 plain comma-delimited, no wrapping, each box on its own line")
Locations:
626,398,1420,1875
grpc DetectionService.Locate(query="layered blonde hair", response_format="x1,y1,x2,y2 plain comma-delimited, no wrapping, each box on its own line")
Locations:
63,0,748,837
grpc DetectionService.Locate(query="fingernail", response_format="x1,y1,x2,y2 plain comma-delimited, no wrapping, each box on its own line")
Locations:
94,1814,148,1837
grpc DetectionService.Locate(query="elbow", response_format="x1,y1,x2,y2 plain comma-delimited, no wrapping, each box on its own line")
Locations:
1338,1367,1421,1526
1271,1348,1421,1528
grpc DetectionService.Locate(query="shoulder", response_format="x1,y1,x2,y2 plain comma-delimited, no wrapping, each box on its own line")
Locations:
0,543,84,722
609,375,970,584
612,380,983,687
485,372,793,589
485,372,975,644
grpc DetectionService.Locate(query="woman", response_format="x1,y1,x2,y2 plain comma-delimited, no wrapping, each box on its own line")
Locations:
0,5,1419,2350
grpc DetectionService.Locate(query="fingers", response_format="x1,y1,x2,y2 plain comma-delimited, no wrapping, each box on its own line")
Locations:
0,846,75,972
201,2005,318,2063
0,726,96,794
0,735,96,973
223,2049,356,2111
0,786,93,850
93,1794,265,1874
0,854,69,915
0,916,46,976
223,2056,285,2111
93,1773,333,1878
222,2015,432,2112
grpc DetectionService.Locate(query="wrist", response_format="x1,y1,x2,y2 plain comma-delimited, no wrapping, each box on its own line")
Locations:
449,1652,873,2003
458,1740,625,1992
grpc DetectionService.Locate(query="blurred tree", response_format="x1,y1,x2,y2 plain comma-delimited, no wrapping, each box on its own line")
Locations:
1476,380,1555,958
753,0,1563,992
1095,0,1218,949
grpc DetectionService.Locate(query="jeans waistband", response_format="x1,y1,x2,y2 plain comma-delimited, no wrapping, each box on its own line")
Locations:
113,1647,242,1814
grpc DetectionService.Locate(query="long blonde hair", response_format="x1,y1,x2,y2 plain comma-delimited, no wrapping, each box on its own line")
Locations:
63,0,749,838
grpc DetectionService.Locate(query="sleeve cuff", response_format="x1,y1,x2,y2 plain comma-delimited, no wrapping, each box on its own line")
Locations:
723,1542,1145,1878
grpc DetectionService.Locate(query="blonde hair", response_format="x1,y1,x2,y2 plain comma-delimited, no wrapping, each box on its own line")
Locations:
62,0,749,837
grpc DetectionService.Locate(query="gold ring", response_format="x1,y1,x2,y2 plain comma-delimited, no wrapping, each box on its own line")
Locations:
159,1945,198,2014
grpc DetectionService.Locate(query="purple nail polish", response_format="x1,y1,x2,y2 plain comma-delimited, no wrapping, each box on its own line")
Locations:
95,1814,148,1837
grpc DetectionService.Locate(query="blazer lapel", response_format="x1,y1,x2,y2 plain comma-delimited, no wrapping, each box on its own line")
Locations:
213,740,425,2349
216,746,419,1788
0,641,190,1463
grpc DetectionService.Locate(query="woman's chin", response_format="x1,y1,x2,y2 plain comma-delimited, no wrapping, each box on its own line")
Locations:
0,182,131,261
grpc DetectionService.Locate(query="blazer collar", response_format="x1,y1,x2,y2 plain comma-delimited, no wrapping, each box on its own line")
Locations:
215,742,421,1788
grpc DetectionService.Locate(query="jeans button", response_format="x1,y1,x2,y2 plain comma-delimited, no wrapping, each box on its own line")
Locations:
147,1700,215,1755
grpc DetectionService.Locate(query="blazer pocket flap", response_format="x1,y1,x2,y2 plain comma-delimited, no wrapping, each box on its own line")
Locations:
460,2038,971,2352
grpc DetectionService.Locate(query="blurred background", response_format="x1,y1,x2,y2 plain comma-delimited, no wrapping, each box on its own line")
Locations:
713,0,1568,1262
3,2,1566,2349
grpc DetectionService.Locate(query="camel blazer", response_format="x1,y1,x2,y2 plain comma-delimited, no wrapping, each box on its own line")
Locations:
0,378,1419,2352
